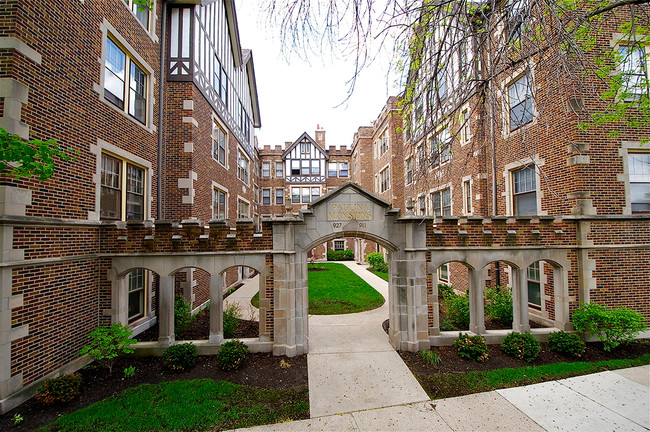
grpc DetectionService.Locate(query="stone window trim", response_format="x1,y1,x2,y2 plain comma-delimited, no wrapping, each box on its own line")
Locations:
211,115,228,168
405,156,414,185
121,0,159,42
462,174,473,216
500,64,538,139
261,162,271,178
334,240,345,251
429,182,453,216
90,138,153,221
211,180,228,220
96,20,156,133
608,33,649,101
459,104,473,147
275,187,284,205
503,155,546,216
378,127,389,156
236,195,251,219
261,187,272,205
618,141,650,215
275,161,284,178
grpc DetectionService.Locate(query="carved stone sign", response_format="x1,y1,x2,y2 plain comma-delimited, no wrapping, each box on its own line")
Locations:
327,202,373,221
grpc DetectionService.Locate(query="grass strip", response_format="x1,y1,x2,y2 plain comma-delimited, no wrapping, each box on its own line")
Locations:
368,268,389,281
41,379,309,432
418,354,650,400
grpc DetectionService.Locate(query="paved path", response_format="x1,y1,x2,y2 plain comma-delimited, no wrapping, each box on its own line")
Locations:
307,262,429,418
224,275,260,322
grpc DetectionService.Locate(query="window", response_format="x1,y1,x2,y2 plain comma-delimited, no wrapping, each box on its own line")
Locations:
276,161,284,178
460,109,471,144
379,129,389,155
328,162,337,177
353,154,358,174
212,121,227,165
291,160,300,175
311,160,321,175
406,158,413,184
418,143,426,169
463,180,472,214
301,160,310,175
261,162,270,178
301,142,310,154
506,0,526,41
339,162,349,177
418,196,426,215
431,188,451,216
125,0,150,30
438,264,449,283
301,187,310,203
619,46,647,98
101,153,145,221
413,95,424,131
291,187,320,203
334,240,345,251
629,152,650,213
104,37,148,124
379,167,390,193
237,199,250,219
237,150,249,184
527,262,541,307
292,187,300,203
328,162,348,177
212,187,227,220
508,73,533,131
434,65,448,103
262,188,271,205
431,128,451,167
312,187,320,201
275,188,284,205
128,268,146,322
512,165,537,215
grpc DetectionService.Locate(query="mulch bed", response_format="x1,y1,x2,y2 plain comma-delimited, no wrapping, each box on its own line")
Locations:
0,353,308,432
137,315,259,341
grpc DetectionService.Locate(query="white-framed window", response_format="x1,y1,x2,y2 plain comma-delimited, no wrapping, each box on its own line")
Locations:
431,188,451,216
261,162,270,178
124,0,151,30
334,240,345,251
463,179,472,215
104,36,148,125
291,187,320,203
379,129,389,155
406,157,414,184
353,154,358,174
618,46,648,98
290,160,300,175
275,188,284,205
527,262,541,307
508,72,534,131
212,186,227,220
431,128,451,168
237,198,250,219
301,141,310,153
275,161,284,178
379,166,390,193
629,152,650,213
328,162,348,178
261,188,271,205
237,149,249,185
460,108,471,145
512,165,537,215
128,268,147,322
438,264,449,283
212,120,227,166
100,152,146,221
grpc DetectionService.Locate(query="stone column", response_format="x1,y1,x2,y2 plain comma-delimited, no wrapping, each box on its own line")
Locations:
512,267,530,332
110,275,128,325
430,269,440,336
209,275,223,343
393,249,430,352
468,268,486,334
158,276,175,346
553,266,571,330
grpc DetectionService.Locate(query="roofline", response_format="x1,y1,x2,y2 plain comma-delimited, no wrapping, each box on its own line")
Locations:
245,52,262,128
224,0,243,67
282,132,329,159
309,181,393,209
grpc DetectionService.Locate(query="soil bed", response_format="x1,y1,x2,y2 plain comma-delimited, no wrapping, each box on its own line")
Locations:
0,353,308,432
137,315,259,341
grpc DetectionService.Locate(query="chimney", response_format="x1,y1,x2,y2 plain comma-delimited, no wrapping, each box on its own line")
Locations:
315,124,325,148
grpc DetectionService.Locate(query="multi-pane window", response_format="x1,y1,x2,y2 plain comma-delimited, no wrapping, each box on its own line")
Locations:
434,65,448,102
291,160,300,175
431,188,451,216
212,121,227,165
413,95,424,131
334,240,345,251
301,142,310,153
339,162,349,177
125,0,150,29
212,58,228,106
508,73,533,131
101,153,145,221
301,160,310,175
512,165,537,215
619,46,647,98
237,199,250,219
275,188,284,205
104,37,147,124
262,188,271,205
291,187,320,203
311,160,320,175
212,187,227,220
312,187,320,201
327,162,348,177
506,0,526,41
406,158,413,184
237,150,249,184
276,161,284,178
128,268,145,322
261,162,270,178
527,262,541,307
418,143,426,169
629,152,650,213
328,162,337,177
419,196,426,215
379,129,389,155
292,187,300,203
379,167,390,193
460,109,471,144
438,264,449,283
431,128,451,167
464,180,472,214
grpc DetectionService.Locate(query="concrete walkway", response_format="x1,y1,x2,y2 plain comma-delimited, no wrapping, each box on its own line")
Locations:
307,261,429,417
224,275,260,322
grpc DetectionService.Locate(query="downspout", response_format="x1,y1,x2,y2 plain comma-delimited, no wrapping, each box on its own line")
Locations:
157,0,167,220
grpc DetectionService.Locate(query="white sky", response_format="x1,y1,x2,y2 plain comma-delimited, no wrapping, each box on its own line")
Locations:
234,2,402,150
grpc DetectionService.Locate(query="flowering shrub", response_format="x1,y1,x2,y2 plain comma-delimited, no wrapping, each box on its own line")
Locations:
453,333,489,361
35,373,83,405
501,332,540,362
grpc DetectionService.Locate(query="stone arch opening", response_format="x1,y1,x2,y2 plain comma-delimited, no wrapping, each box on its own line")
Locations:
219,265,263,342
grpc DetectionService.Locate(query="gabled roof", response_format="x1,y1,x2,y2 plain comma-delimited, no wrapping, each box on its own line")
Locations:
309,181,393,210
282,132,328,159
242,49,261,127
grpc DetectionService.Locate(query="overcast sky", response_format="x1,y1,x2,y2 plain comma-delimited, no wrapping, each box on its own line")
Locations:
234,1,402,150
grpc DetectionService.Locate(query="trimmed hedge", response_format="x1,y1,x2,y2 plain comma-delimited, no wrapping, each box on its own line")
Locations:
327,249,354,261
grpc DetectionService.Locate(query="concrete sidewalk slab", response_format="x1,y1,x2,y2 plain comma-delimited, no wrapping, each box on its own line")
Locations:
613,364,650,387
350,402,451,431
224,275,260,321
233,413,358,431
308,324,393,353
497,380,647,431
434,392,545,431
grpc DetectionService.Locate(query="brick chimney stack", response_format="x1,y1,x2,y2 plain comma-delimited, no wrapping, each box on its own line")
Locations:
315,124,326,148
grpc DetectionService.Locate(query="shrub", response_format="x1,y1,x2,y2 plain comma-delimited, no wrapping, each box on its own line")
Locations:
218,340,249,371
366,252,385,268
223,302,242,339
419,349,442,366
446,291,470,329
439,319,458,331
438,283,455,300
342,249,354,260
327,249,354,261
548,331,585,358
374,261,388,273
501,332,540,362
162,343,198,371
35,373,83,405
79,323,137,375
453,333,489,361
123,366,136,378
484,286,513,327
174,295,193,337
572,303,646,351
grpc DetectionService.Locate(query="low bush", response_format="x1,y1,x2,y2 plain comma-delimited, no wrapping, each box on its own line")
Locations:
327,249,354,261
218,340,249,371
366,252,385,268
79,323,137,375
420,349,442,366
548,331,585,358
446,291,470,329
484,286,513,327
163,343,198,371
438,283,455,300
501,332,540,362
35,373,83,405
223,303,242,339
453,333,489,361
374,261,388,273
440,319,458,331
572,303,646,351
174,295,193,337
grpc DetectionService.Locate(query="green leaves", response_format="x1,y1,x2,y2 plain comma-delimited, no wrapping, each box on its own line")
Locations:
572,303,647,351
79,323,137,374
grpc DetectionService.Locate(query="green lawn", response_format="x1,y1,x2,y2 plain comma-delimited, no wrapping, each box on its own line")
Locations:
41,379,309,432
368,268,389,281
251,263,384,314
